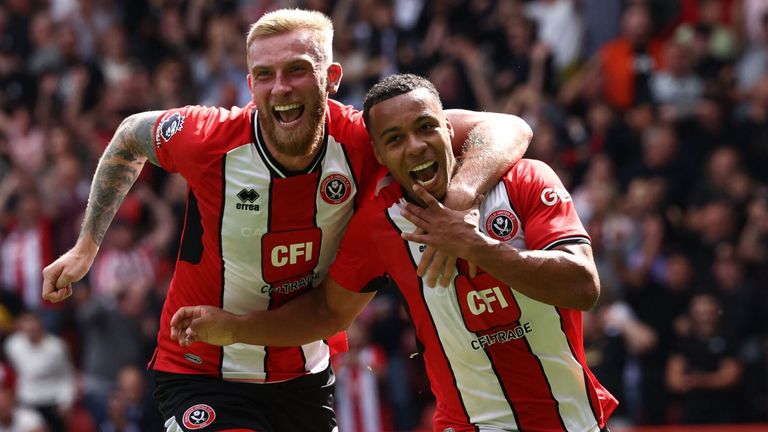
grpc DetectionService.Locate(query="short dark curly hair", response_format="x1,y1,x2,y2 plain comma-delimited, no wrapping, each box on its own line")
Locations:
362,73,442,127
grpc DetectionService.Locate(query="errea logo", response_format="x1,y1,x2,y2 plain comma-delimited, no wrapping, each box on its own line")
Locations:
540,186,572,206
236,188,260,211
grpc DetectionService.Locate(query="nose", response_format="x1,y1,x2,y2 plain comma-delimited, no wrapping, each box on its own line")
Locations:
271,72,292,96
403,133,427,157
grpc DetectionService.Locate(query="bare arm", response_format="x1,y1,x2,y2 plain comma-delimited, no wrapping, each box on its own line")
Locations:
171,277,376,347
42,111,162,302
444,110,531,205
420,111,532,286
82,111,162,248
401,184,599,310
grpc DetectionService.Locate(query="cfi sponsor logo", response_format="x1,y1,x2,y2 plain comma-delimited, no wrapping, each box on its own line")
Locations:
155,112,185,148
485,210,518,241
320,174,351,204
182,404,216,430
540,186,572,206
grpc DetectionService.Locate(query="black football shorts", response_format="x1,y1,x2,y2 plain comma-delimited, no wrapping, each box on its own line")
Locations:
154,367,337,432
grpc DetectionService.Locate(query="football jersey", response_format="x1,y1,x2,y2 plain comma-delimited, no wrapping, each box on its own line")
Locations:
148,100,382,382
330,159,618,432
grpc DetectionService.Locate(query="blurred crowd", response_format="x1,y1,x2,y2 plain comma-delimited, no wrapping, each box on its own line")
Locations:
0,0,767,431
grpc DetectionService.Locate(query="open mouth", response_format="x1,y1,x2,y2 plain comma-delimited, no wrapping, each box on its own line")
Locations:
273,103,304,124
409,160,439,186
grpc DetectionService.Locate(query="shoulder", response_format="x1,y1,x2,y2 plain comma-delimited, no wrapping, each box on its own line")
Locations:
154,103,255,166
351,182,402,225
506,159,557,183
326,99,369,147
156,103,253,141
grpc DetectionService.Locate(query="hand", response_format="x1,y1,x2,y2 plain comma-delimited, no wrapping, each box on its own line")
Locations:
170,305,240,347
401,184,484,286
42,247,96,303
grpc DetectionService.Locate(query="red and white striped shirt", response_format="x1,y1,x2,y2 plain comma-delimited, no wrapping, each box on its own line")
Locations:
331,159,618,431
148,101,381,382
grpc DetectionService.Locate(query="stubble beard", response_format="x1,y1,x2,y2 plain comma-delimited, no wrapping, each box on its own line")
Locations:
259,87,327,158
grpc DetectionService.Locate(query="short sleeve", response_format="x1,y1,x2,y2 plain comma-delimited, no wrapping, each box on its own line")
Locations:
329,205,387,293
506,160,590,250
153,105,241,179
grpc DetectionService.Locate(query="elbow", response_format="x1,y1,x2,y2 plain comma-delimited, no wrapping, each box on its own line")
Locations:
576,276,601,311
517,116,533,145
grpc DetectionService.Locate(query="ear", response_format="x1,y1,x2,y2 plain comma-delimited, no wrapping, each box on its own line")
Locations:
446,119,454,140
372,142,385,166
326,63,343,95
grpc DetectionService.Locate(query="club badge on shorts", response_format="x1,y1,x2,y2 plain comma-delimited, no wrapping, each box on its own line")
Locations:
485,210,518,241
182,404,216,430
320,174,351,204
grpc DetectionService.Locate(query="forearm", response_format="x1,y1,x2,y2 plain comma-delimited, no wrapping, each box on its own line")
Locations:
695,360,742,390
233,289,351,347
448,113,532,200
77,112,161,254
466,240,600,310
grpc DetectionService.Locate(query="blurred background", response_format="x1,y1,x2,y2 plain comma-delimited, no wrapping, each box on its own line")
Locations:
0,0,767,431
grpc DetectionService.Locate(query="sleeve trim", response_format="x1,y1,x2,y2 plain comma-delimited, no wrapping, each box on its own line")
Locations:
542,236,591,251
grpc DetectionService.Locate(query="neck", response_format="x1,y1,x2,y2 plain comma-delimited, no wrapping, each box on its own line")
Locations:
264,139,322,172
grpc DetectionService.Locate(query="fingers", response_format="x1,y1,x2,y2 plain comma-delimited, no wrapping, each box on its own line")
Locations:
42,259,86,303
401,204,428,230
411,184,441,208
468,262,478,278
43,284,73,303
416,245,436,278
425,249,447,287
170,306,195,328
181,327,198,347
170,307,196,344
400,231,429,244
42,266,74,303
438,255,457,287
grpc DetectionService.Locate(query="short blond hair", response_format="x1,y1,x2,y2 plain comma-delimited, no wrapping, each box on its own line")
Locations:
246,8,334,68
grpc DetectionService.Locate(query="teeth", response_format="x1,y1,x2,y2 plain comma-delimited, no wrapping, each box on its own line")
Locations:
416,178,435,186
410,161,435,172
274,103,302,111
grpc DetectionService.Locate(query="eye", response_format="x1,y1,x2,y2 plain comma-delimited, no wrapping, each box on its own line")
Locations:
254,69,272,79
384,135,401,145
288,64,307,74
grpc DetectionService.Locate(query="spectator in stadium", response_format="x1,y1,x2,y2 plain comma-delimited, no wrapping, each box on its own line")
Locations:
41,8,531,432
565,3,664,112
666,293,743,424
115,365,164,432
171,73,616,431
0,387,45,432
3,311,75,432
74,281,153,429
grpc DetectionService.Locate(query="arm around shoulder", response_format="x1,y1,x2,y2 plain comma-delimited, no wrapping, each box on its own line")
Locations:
171,276,376,347
443,110,532,204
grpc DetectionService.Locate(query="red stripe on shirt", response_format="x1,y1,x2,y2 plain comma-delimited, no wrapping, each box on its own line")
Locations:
264,172,320,381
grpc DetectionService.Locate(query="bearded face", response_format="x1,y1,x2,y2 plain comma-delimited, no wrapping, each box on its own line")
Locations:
248,30,338,159
257,75,327,157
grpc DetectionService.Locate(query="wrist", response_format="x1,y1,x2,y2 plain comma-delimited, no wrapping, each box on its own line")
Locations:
231,313,248,345
465,234,502,264
73,237,100,261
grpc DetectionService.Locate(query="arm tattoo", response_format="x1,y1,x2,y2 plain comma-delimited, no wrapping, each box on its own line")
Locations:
80,111,163,245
